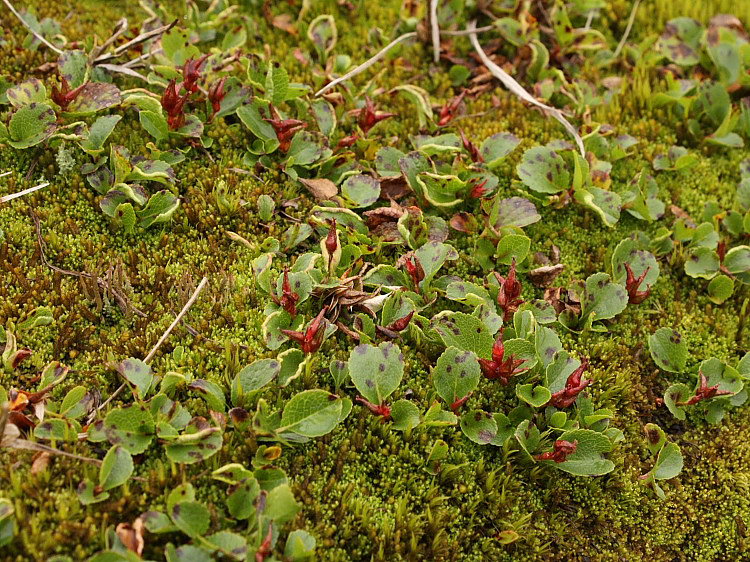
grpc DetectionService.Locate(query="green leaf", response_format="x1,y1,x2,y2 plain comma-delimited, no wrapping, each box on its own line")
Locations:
581,273,628,323
204,531,247,559
265,62,289,106
412,133,461,156
657,18,702,66
480,132,520,168
648,328,687,373
277,348,306,387
7,102,57,148
392,85,433,128
416,172,465,209
286,131,326,167
307,15,337,55
390,399,421,431
6,79,47,107
34,418,80,441
164,417,223,464
117,358,154,398
265,483,300,523
414,241,458,289
0,499,15,548
66,82,121,115
139,110,169,142
643,423,666,456
80,114,121,155
432,312,494,358
495,234,531,265
517,146,570,194
684,247,720,279
349,342,404,404
341,174,380,208
104,405,155,454
328,359,350,390
375,147,406,178
653,442,683,480
17,306,54,331
311,99,336,136
284,529,316,560
133,190,176,227
490,197,541,229
611,238,660,287
59,385,91,418
99,446,133,491
171,501,210,538
708,274,734,304
553,429,615,476
663,383,691,420
433,347,480,406
576,186,622,227
278,390,344,437
187,379,226,411
460,410,503,445
77,479,109,505
231,358,280,405
226,477,260,520
516,384,552,408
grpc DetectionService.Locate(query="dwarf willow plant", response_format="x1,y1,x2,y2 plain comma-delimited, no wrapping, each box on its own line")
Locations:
649,328,750,425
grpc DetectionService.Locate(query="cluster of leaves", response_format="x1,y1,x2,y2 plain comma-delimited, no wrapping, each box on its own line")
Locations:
649,327,750,424
653,15,750,147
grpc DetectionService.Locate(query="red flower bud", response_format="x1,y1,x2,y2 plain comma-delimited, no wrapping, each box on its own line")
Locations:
624,263,651,304
387,310,414,333
450,393,471,413
264,105,307,152
325,219,338,255
208,77,227,117
460,129,483,163
495,259,524,321
477,329,528,384
438,89,467,126
535,439,578,463
281,306,328,354
271,268,300,317
336,134,358,149
255,522,273,562
680,370,732,406
548,357,592,408
356,396,392,420
358,97,395,136
182,54,209,94
403,256,425,289
469,178,489,199
51,76,85,111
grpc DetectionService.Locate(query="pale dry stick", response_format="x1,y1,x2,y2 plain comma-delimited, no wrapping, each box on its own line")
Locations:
0,171,11,178
97,63,148,81
93,20,177,64
584,10,595,31
314,25,495,97
1,0,64,55
430,0,441,63
467,20,585,157
0,181,49,204
123,47,164,69
90,276,209,419
612,0,641,60
315,31,417,96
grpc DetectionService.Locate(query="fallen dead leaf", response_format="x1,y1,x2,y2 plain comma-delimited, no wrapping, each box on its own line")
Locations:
116,518,145,555
299,178,338,200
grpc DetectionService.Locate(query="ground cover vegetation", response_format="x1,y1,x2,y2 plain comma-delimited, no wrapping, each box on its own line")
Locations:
1,0,750,560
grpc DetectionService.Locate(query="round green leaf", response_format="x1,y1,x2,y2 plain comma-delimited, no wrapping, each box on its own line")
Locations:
648,328,687,373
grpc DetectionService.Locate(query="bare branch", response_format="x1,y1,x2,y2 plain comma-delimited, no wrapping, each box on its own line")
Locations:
1,0,63,55
91,276,209,419
315,32,417,96
430,0,440,63
613,0,641,60
0,181,49,204
467,20,585,157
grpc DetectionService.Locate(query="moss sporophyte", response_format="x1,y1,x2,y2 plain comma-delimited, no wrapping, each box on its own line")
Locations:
1,0,750,559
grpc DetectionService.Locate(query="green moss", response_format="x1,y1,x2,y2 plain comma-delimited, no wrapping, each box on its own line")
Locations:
1,0,749,560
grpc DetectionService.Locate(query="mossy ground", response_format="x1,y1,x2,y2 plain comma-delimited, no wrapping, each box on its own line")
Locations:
1,1,749,561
